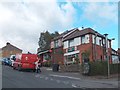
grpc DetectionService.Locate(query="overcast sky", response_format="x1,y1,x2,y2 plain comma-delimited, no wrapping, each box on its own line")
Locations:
0,0,119,53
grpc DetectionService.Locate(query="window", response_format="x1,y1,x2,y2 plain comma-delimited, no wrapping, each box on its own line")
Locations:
85,35,89,43
68,39,74,47
81,35,85,44
54,40,59,48
64,41,68,49
74,37,81,46
51,41,54,48
92,35,95,43
99,40,101,46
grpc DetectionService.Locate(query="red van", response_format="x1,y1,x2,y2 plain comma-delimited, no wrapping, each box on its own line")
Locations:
13,53,38,71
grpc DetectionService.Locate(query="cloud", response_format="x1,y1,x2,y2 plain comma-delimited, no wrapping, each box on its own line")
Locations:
0,1,76,53
0,0,118,53
80,2,117,27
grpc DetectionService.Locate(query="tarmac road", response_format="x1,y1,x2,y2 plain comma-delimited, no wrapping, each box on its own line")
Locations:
2,65,119,88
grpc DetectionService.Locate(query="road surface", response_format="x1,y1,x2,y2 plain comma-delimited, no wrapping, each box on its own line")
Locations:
2,65,119,88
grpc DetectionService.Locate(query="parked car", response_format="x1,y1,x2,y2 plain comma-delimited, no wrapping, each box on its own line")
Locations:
10,55,16,67
2,58,12,66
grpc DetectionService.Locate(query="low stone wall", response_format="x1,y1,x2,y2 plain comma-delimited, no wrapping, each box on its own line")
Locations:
59,64,82,72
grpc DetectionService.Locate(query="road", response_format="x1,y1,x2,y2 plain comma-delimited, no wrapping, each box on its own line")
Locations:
2,65,119,88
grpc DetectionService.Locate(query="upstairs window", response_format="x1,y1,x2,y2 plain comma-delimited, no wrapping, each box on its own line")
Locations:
81,35,85,44
68,39,74,47
54,40,59,48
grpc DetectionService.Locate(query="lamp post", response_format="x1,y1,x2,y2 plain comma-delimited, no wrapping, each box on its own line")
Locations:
104,34,109,78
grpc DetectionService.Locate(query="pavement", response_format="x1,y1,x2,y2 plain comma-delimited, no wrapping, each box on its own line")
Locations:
2,65,119,88
43,67,119,80
42,67,119,88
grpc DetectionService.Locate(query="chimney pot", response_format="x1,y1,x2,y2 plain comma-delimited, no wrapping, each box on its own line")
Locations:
6,42,10,45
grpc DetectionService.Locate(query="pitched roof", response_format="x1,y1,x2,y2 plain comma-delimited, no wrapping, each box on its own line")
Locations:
2,43,22,51
52,28,78,41
63,28,105,41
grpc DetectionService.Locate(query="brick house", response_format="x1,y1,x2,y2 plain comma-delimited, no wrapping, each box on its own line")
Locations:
50,27,119,65
63,28,114,64
1,42,22,58
111,49,119,64
39,27,117,65
49,28,79,64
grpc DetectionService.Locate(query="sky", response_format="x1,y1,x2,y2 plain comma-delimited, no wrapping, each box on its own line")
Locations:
0,0,119,53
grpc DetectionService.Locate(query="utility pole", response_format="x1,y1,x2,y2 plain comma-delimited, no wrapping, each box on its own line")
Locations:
104,34,109,78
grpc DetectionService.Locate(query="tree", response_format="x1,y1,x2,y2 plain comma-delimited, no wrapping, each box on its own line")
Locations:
38,33,46,51
38,31,59,52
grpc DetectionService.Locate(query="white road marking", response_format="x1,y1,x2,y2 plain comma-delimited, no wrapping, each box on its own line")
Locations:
50,74,81,80
72,84,77,88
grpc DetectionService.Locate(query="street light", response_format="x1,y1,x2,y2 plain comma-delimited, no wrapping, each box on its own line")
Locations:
104,34,109,78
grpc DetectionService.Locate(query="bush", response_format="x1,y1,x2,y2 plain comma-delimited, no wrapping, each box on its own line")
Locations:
110,63,120,74
85,61,120,76
89,61,108,76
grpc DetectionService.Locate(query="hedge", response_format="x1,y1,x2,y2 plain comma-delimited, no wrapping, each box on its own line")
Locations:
82,61,120,76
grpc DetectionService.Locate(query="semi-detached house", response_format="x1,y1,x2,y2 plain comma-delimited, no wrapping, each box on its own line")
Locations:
63,28,112,64
51,27,114,65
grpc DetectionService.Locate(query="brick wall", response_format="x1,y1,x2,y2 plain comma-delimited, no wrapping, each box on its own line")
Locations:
2,50,22,58
51,47,64,64
2,43,22,58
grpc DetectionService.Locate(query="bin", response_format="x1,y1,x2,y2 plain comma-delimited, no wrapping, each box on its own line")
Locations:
52,64,59,72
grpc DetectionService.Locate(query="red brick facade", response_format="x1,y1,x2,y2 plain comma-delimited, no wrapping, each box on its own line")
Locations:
40,28,114,65
62,28,112,64
51,47,64,64
1,42,22,58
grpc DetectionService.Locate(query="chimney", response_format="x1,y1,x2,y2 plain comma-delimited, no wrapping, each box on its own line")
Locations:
6,42,10,46
82,26,84,30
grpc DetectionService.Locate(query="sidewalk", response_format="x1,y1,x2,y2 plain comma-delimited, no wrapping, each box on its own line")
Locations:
41,67,119,81
41,67,119,88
